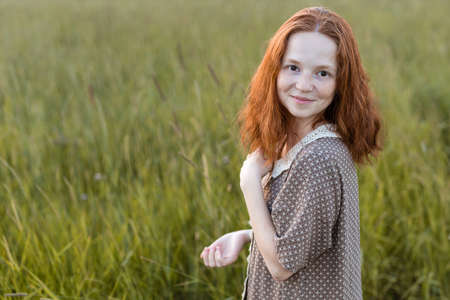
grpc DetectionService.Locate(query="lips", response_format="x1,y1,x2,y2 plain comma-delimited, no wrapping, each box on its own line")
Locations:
291,95,314,103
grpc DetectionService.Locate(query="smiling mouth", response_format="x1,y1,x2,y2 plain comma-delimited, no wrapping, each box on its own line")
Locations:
291,95,314,103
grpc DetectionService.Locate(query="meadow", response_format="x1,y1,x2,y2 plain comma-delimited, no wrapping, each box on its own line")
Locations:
0,0,449,299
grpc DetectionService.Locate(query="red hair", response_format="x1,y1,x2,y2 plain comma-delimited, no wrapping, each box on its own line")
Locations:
236,7,383,165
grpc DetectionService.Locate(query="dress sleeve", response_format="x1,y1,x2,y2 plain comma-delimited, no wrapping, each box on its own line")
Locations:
272,152,342,274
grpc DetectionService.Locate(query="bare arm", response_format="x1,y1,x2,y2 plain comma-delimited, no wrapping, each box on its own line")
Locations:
240,178,294,281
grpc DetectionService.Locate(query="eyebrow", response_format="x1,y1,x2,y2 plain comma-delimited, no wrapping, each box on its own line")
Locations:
284,58,336,73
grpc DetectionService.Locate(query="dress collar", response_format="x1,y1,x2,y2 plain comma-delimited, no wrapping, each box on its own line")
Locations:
270,123,341,179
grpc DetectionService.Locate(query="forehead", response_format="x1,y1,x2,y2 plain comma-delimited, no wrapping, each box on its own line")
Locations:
282,31,337,67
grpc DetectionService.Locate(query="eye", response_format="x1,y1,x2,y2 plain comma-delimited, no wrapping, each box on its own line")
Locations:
288,65,299,72
318,70,329,77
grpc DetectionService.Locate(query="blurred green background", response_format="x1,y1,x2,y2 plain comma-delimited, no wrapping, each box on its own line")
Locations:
0,0,448,299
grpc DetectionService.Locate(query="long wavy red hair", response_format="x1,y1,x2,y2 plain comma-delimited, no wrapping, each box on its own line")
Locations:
236,6,383,166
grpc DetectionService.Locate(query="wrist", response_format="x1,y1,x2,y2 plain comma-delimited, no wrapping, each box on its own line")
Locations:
237,229,252,244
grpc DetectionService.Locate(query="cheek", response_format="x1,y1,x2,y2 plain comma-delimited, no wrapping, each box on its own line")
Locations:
277,76,289,106
318,80,336,100
277,72,290,92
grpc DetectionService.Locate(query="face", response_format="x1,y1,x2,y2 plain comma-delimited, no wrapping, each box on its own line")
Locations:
277,31,337,131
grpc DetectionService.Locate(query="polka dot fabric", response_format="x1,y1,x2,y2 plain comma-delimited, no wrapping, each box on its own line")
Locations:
241,137,362,300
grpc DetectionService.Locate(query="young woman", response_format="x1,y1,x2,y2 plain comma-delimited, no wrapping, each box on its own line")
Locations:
200,7,382,299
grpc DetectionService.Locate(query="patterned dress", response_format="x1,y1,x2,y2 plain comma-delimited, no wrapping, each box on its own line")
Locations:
241,124,362,300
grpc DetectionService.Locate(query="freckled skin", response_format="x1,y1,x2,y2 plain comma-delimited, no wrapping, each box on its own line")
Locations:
277,32,337,137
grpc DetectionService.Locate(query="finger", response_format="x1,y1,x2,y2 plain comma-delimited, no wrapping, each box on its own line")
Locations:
203,248,210,266
200,247,205,259
201,247,209,260
208,246,217,267
215,246,222,267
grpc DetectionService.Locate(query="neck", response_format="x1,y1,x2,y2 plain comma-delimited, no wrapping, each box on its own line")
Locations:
289,119,315,146
282,119,327,156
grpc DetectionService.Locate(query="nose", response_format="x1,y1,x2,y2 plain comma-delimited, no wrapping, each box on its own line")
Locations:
295,73,313,92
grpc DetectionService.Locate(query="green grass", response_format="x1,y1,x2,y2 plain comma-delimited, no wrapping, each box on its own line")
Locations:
0,0,448,299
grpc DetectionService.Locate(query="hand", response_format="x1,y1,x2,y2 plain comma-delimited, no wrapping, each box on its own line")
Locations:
240,148,271,189
200,231,248,268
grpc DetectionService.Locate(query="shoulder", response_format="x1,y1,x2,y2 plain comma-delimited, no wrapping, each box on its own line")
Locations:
291,137,354,173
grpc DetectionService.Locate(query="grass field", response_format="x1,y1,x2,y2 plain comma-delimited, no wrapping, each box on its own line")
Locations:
0,0,449,299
